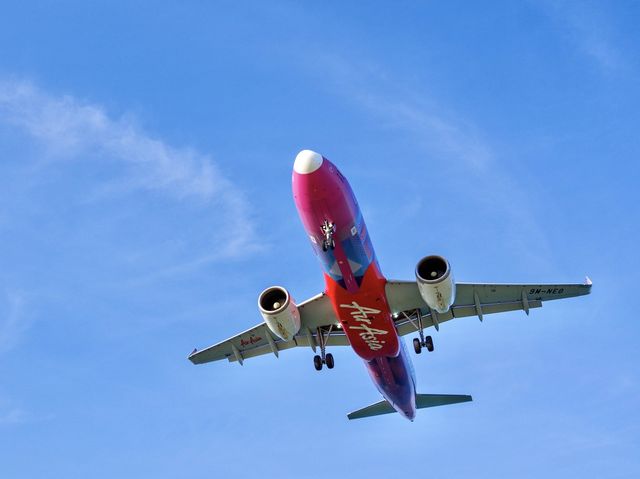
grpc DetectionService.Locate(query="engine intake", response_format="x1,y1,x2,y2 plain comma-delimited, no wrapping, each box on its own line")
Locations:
415,255,455,314
258,286,301,341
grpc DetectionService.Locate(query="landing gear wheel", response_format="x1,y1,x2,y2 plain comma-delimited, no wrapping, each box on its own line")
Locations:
325,353,335,369
425,335,434,352
320,220,336,252
322,239,335,252
313,355,323,371
413,337,422,354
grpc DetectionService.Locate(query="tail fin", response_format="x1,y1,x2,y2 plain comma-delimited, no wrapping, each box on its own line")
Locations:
347,393,472,420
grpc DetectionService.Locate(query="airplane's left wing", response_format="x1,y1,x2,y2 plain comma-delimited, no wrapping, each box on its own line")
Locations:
188,292,347,365
386,278,592,335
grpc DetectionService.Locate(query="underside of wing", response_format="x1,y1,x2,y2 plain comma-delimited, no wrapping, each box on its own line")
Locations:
386,278,592,336
189,292,348,365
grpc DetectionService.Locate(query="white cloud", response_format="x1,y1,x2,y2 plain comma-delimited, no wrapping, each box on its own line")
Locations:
303,53,552,267
0,290,28,354
311,53,495,172
0,407,29,425
537,0,624,72
0,79,261,266
0,395,50,426
356,91,494,172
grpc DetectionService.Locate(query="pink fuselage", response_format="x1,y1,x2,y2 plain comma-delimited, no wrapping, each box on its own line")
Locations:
293,155,417,420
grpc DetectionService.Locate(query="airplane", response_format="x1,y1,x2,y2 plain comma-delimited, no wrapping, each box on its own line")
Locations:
189,150,592,421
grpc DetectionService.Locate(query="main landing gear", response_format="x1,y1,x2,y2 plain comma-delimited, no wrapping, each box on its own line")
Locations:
406,308,435,354
413,336,434,354
314,353,334,370
313,325,335,370
321,220,336,252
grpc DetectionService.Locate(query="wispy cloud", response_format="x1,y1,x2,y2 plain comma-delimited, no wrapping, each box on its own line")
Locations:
0,290,28,354
301,53,551,267
0,407,29,425
0,79,261,267
537,0,624,72
0,394,51,426
310,54,495,172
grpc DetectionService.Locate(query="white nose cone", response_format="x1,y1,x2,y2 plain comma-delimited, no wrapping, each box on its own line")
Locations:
294,150,323,174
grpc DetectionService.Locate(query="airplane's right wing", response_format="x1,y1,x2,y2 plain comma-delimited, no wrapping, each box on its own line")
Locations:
386,278,592,335
188,292,347,365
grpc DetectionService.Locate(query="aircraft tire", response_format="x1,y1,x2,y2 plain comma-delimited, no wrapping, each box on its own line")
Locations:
425,335,434,352
413,338,422,354
313,355,323,370
325,353,335,369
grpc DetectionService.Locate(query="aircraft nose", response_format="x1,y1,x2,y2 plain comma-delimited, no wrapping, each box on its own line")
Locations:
294,150,323,175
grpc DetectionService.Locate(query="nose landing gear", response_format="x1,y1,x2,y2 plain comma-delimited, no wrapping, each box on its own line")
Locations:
321,220,336,252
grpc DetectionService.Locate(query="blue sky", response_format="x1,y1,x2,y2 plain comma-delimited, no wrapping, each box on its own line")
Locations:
0,1,638,477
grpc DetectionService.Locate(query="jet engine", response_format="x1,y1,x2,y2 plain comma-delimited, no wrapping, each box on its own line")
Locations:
258,286,301,341
415,255,456,314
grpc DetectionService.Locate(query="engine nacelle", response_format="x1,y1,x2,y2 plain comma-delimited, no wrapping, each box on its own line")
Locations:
415,255,456,314
258,286,301,341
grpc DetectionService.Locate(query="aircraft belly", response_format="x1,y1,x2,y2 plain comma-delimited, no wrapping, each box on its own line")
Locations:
325,264,400,361
364,345,417,420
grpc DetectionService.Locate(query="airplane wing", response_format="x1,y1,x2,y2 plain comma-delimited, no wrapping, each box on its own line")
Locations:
385,278,592,335
188,292,347,365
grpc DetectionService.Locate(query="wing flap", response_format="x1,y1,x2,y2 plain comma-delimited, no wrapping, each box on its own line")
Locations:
456,282,592,304
394,299,542,336
189,323,271,364
221,333,350,363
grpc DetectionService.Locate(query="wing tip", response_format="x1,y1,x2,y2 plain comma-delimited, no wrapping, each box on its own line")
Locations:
188,348,199,364
584,276,593,286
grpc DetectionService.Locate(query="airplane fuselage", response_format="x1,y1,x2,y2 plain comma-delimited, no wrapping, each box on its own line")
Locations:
292,150,417,420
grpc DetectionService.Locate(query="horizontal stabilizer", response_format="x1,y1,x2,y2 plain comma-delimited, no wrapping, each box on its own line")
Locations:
347,399,395,420
347,393,472,420
416,393,472,409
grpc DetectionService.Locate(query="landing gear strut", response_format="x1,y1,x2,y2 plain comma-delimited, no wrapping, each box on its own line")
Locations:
313,325,335,370
405,308,434,354
321,220,336,252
